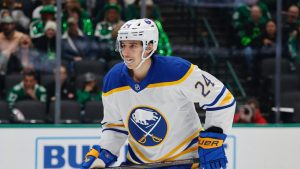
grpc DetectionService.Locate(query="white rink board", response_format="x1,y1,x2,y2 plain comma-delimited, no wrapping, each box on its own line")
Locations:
0,125,299,169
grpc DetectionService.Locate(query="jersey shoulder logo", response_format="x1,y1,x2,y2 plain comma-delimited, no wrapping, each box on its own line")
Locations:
128,106,168,147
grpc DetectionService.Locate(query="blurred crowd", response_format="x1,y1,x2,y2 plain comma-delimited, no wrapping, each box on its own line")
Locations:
231,0,300,124
0,0,172,123
1,0,300,124
232,0,300,80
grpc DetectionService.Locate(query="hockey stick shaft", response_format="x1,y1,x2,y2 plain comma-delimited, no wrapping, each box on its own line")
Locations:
105,158,200,169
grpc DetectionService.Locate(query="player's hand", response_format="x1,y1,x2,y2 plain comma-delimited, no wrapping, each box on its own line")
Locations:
198,131,227,169
81,145,117,169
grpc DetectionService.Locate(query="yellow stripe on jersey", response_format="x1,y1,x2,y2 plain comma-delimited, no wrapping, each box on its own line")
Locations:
166,145,198,161
102,86,131,97
128,128,201,162
105,123,125,128
218,91,233,106
147,64,195,88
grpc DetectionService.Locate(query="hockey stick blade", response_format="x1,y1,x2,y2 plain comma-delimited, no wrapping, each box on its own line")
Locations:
105,158,200,169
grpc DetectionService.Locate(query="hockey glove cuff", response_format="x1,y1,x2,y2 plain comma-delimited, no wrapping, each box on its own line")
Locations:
198,131,227,169
81,145,117,169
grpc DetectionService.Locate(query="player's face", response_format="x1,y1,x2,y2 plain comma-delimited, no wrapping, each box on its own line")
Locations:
120,40,144,69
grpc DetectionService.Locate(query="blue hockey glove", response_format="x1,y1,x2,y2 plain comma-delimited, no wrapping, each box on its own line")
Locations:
81,145,117,169
198,131,227,169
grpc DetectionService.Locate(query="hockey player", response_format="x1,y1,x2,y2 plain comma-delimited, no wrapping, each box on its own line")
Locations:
81,18,236,169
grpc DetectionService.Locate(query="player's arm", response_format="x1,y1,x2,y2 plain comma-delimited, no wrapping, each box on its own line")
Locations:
179,64,236,169
81,95,128,169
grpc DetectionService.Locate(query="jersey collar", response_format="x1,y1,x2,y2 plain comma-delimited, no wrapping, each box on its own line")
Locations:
122,55,157,93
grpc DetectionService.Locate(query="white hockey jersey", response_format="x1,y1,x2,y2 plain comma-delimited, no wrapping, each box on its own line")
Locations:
100,55,236,164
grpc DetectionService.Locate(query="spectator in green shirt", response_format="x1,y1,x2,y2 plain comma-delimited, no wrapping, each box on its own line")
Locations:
29,5,56,38
125,0,172,56
239,5,268,79
94,3,124,62
62,0,93,36
232,0,271,31
76,72,101,108
281,5,300,63
6,71,47,108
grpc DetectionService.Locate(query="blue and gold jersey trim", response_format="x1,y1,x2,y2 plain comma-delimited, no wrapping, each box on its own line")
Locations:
147,64,195,88
102,123,128,135
201,86,235,111
102,128,128,135
102,64,195,97
102,86,131,97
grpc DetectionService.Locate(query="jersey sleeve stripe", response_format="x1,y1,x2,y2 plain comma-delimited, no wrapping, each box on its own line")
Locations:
218,91,234,106
206,99,236,111
200,86,226,109
147,64,195,88
102,86,131,97
102,128,128,135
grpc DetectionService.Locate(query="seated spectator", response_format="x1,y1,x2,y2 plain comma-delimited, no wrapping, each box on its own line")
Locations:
94,0,126,23
262,20,276,46
234,98,267,124
125,0,161,21
0,9,10,18
0,15,24,74
282,5,299,38
32,0,56,20
232,0,271,31
62,0,93,36
46,65,75,102
32,21,57,73
29,5,56,38
0,0,32,18
282,5,300,62
261,20,276,58
0,0,23,11
76,72,101,108
125,0,172,56
95,3,124,41
238,5,268,78
6,70,47,109
94,3,124,61
62,17,96,63
239,5,267,47
0,9,29,33
7,35,41,74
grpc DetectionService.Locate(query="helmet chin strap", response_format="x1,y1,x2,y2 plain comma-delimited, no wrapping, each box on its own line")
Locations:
133,48,156,70
119,45,155,70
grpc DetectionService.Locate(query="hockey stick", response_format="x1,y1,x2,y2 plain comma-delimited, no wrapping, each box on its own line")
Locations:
105,158,200,169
